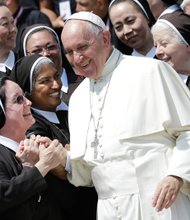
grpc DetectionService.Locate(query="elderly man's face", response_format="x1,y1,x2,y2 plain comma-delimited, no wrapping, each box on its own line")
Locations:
61,20,110,79
4,80,35,133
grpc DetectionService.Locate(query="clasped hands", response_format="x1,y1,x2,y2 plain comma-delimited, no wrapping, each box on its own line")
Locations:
16,135,68,179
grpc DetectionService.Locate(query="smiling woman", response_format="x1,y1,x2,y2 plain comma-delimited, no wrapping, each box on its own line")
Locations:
10,54,98,220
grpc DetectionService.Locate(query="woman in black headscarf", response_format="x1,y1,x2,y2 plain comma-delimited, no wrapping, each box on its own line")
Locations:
10,54,98,220
109,0,157,57
17,24,83,105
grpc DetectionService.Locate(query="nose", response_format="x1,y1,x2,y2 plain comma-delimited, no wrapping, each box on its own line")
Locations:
72,51,84,64
52,79,61,89
155,45,164,59
123,25,132,35
9,22,17,34
24,97,32,106
41,49,51,57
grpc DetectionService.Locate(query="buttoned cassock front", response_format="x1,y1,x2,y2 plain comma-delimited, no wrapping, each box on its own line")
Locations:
68,49,190,220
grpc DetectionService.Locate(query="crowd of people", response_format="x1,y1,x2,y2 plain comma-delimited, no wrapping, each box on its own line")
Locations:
1,0,190,220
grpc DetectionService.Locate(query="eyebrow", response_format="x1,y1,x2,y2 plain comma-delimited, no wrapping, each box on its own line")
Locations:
0,17,8,21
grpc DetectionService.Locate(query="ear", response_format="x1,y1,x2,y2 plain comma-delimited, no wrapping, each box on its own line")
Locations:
97,0,105,10
102,29,111,48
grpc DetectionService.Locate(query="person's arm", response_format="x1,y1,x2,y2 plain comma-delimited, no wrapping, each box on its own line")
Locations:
152,131,190,211
0,160,47,212
39,0,65,28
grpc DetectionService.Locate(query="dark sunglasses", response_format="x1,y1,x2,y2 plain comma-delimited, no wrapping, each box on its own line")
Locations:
14,93,27,105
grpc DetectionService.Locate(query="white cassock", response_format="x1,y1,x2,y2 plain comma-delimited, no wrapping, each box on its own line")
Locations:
68,48,190,220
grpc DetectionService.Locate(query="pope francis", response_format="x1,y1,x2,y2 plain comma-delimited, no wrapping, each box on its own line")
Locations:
61,11,190,220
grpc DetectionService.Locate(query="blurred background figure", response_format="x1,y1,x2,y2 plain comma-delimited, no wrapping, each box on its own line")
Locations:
1,0,51,53
151,11,190,88
109,0,156,57
181,0,190,14
0,2,17,77
146,0,181,19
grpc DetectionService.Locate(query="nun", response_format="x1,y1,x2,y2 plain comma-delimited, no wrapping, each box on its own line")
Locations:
109,0,157,57
10,54,98,220
152,11,190,89
0,76,64,220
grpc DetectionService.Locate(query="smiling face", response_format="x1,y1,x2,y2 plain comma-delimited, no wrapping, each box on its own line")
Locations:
0,6,17,53
109,1,153,54
152,24,190,74
30,62,62,111
61,20,111,79
4,80,35,135
26,30,62,73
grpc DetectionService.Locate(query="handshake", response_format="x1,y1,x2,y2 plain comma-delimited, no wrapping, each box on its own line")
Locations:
16,135,69,180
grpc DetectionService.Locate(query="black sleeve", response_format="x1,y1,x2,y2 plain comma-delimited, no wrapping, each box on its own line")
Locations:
0,164,47,212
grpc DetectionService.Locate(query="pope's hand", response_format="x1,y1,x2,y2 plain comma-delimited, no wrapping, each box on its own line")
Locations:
152,175,183,212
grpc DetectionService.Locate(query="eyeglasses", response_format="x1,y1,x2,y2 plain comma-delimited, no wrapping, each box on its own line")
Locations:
14,93,27,105
27,44,59,55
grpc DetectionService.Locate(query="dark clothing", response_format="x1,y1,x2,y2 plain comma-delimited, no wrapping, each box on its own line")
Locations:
26,110,97,220
0,144,48,220
26,109,70,144
13,6,52,53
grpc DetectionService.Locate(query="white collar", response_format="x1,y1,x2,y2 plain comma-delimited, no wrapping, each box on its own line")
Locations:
0,135,19,153
0,51,15,72
179,74,188,84
32,107,60,124
132,47,156,58
32,101,68,123
61,68,68,93
159,4,180,18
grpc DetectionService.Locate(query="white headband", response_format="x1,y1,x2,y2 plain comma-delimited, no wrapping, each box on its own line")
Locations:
109,0,149,19
0,98,5,114
23,25,60,56
157,19,189,46
29,56,53,92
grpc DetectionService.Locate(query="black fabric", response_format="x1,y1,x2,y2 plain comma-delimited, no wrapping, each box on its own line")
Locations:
25,111,97,220
0,144,49,220
10,54,42,93
26,110,70,144
13,6,52,54
186,76,190,90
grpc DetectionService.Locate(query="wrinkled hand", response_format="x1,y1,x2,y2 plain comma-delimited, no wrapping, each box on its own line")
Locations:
152,175,183,212
38,139,66,171
16,135,40,166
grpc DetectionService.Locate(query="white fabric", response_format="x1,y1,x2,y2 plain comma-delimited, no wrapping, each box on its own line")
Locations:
0,135,19,152
68,48,190,219
0,51,15,72
132,47,156,58
66,11,106,29
32,107,60,124
61,67,69,93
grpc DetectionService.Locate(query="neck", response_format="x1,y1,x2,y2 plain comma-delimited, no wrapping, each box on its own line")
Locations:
0,129,25,143
0,50,10,63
